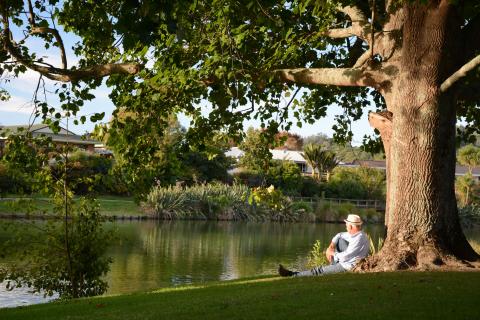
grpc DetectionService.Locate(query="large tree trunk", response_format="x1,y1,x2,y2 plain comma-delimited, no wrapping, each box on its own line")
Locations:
363,1,479,271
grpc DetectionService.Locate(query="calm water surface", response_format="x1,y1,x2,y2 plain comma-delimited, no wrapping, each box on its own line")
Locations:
1,220,479,308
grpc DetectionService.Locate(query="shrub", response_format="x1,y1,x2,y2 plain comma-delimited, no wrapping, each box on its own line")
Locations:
306,240,329,268
300,176,323,197
249,185,297,221
144,185,188,219
458,204,480,228
266,160,303,195
231,169,264,187
0,162,31,195
325,167,386,200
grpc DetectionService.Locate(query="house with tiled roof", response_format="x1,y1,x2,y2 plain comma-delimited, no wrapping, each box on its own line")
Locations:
0,124,99,157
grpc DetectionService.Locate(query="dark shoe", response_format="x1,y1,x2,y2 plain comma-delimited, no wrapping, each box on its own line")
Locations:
278,264,297,277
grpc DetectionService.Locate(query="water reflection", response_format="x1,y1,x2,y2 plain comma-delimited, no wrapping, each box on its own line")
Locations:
104,221,384,294
1,220,479,308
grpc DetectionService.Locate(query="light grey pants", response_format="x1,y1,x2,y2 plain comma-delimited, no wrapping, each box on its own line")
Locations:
295,238,348,277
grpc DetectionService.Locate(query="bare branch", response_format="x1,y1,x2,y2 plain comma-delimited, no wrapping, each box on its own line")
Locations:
275,67,393,89
31,27,67,69
440,55,480,93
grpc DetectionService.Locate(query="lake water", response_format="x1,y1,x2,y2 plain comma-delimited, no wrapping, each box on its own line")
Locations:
1,220,479,308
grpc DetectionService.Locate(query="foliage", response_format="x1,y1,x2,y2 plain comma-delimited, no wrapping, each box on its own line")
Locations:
249,185,296,221
231,169,265,187
145,183,251,220
0,161,32,195
0,197,112,299
455,173,479,206
299,177,323,197
458,204,480,228
238,128,273,172
325,167,386,200
0,132,114,299
274,132,304,150
368,234,384,255
55,150,114,194
144,185,188,219
457,144,480,173
303,134,384,162
266,160,303,194
306,240,329,269
314,201,384,223
301,144,338,181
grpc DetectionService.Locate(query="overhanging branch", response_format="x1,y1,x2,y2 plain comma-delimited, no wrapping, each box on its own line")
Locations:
275,67,391,89
440,55,480,93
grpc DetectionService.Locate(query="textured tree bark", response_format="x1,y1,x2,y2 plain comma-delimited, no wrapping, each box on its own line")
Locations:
368,111,392,231
362,1,479,271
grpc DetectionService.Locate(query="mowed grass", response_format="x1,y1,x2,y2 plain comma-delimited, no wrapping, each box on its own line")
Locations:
0,196,143,217
1,272,479,320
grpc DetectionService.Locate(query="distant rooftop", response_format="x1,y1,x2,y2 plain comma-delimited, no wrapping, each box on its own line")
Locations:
0,124,98,145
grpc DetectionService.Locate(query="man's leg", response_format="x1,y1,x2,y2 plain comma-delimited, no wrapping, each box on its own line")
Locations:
294,262,346,277
336,238,349,252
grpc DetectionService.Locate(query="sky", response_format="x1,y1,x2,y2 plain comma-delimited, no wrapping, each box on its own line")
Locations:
0,14,377,145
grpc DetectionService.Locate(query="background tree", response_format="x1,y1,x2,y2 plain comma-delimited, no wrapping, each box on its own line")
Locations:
274,132,304,150
456,145,480,205
238,128,273,173
458,145,480,174
317,150,339,182
301,144,323,180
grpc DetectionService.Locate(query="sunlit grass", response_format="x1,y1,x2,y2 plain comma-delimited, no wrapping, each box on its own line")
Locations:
1,272,480,320
0,196,142,217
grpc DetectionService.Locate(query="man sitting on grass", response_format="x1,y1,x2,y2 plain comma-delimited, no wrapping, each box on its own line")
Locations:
279,214,370,277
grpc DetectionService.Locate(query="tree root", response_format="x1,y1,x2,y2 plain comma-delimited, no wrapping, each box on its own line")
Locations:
355,244,480,272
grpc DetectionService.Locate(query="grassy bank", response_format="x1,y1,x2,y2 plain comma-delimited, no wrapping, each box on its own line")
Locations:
1,272,479,319
0,196,143,217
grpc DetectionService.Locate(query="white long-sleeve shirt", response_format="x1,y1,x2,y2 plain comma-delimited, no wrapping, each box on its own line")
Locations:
332,231,370,270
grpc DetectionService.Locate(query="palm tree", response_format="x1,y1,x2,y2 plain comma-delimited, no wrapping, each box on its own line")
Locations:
301,144,322,180
318,150,339,182
301,144,338,181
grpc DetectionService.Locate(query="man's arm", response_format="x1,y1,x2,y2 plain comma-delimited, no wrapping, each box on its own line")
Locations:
326,241,336,262
334,234,367,263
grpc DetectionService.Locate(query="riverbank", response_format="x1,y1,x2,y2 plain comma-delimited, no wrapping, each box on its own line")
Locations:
1,272,479,319
0,196,143,218
0,195,384,223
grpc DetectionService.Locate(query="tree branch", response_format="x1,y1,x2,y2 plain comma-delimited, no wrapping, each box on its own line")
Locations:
275,67,392,89
31,27,67,69
440,55,480,93
26,0,66,69
323,6,370,41
2,11,140,82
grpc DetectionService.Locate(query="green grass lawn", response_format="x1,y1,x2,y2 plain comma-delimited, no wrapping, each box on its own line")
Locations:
0,195,143,217
1,272,479,320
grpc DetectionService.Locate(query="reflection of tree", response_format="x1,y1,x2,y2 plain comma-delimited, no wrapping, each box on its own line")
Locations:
104,221,384,294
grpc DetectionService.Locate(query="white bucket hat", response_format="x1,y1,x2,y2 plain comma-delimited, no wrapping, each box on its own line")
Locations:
344,214,363,225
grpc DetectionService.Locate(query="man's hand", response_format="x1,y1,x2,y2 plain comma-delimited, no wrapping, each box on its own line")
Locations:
325,242,335,263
